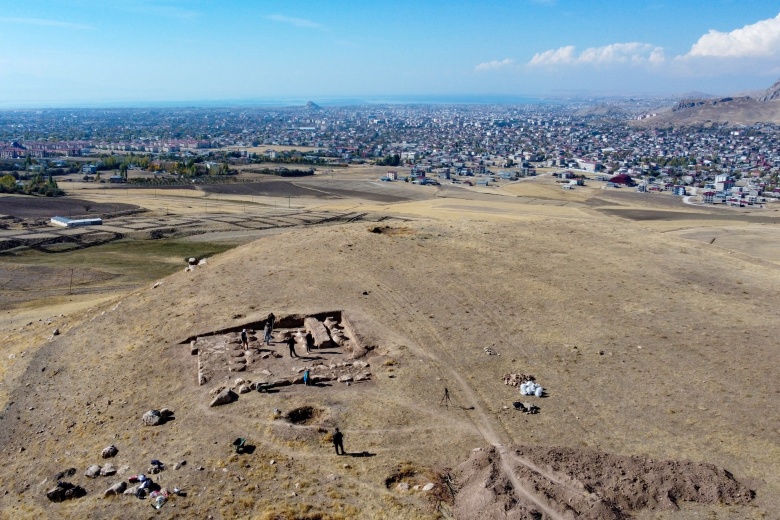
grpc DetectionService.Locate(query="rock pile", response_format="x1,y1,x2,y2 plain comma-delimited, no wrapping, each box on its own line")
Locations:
503,373,534,387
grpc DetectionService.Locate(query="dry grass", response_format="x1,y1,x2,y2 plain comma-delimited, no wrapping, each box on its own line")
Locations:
1,171,779,518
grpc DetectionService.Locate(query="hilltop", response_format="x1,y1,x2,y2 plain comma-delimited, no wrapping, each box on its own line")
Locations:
1,173,779,519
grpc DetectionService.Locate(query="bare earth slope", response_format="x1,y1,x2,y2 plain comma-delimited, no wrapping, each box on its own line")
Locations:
0,201,778,518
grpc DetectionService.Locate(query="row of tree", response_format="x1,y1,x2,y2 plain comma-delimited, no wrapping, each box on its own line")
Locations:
0,173,64,196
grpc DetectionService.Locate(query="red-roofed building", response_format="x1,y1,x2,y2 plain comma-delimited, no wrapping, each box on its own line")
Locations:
609,173,635,186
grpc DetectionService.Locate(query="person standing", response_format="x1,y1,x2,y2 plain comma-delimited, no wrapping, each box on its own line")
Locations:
286,335,298,358
263,321,271,346
240,329,249,351
305,332,314,354
265,312,276,345
332,428,344,455
303,369,311,386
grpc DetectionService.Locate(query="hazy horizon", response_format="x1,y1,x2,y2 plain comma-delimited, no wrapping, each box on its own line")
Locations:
1,1,779,107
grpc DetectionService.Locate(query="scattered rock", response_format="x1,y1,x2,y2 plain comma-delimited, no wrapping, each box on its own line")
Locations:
396,482,410,492
209,385,226,396
46,481,86,502
354,373,371,382
52,328,60,336
173,460,186,470
85,464,101,478
142,410,163,426
101,445,118,459
337,375,353,383
422,483,435,491
124,484,139,496
53,468,77,480
209,389,238,407
104,481,126,496
100,463,116,476
238,385,251,394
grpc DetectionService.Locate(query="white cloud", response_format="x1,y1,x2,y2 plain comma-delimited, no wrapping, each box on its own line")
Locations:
266,14,323,29
685,13,780,58
528,46,576,65
475,58,515,72
530,43,665,66
0,17,92,30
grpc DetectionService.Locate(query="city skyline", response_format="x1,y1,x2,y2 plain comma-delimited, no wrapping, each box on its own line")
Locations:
1,0,780,107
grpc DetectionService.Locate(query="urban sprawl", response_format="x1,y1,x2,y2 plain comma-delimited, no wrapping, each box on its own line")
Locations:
2,104,779,206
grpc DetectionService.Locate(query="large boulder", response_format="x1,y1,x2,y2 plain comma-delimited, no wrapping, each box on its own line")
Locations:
85,464,101,478
209,389,238,407
104,481,127,496
142,410,163,426
304,317,333,348
100,463,116,476
46,481,86,502
101,445,118,458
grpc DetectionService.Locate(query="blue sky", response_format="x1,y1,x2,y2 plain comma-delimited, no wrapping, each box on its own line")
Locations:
1,0,780,106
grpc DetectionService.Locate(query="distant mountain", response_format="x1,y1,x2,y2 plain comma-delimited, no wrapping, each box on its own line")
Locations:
633,78,780,126
757,79,780,102
306,101,321,110
574,104,627,118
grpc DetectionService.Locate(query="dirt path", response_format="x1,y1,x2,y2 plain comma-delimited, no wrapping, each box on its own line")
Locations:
352,271,568,519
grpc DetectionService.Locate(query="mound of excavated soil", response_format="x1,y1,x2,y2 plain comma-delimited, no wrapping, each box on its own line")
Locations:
453,445,754,520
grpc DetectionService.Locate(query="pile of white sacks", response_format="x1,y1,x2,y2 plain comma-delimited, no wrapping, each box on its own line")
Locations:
520,381,544,398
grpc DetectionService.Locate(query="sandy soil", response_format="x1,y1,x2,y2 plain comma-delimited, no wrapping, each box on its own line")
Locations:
0,167,778,519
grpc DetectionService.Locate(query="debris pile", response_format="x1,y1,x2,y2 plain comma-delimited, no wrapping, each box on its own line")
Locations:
453,445,755,520
503,373,534,386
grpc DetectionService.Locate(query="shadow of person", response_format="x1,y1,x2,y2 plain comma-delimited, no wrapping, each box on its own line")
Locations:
241,445,256,455
347,451,376,458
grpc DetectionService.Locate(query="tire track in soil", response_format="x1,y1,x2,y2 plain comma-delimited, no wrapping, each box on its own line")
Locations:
353,272,567,520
